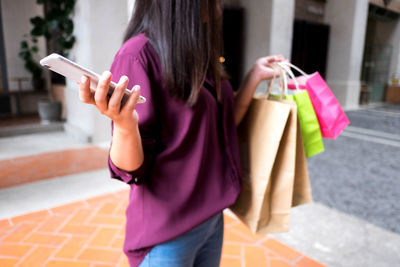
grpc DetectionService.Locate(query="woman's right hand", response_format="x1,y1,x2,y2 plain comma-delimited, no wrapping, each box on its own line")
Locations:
78,71,141,134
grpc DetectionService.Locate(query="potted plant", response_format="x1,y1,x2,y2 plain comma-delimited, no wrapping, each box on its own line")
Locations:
19,0,76,124
19,38,45,91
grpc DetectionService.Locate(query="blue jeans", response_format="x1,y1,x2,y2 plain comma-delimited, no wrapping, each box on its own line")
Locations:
138,212,224,267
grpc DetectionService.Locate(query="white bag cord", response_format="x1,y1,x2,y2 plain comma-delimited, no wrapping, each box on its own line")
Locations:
280,61,309,78
277,62,301,93
265,65,287,99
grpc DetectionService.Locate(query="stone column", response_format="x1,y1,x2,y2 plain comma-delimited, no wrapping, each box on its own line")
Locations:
65,0,129,143
324,0,369,109
387,19,400,78
127,0,135,20
267,0,295,58
235,0,295,91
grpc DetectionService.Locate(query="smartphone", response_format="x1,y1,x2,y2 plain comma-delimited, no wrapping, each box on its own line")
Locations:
39,53,146,105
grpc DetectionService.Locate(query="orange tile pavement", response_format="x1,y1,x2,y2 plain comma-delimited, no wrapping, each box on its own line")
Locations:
0,190,326,267
0,147,108,189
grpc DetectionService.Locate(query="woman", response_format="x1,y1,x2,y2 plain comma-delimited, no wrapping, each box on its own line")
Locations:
79,1,284,266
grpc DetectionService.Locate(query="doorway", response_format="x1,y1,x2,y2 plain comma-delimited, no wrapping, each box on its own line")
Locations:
362,43,392,102
223,6,245,91
361,4,399,102
0,1,12,115
291,19,330,78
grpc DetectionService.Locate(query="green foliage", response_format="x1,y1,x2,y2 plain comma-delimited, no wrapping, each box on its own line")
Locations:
19,0,76,85
19,39,43,87
29,0,76,57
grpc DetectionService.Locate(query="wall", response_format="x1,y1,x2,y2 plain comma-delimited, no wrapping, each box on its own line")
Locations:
389,20,400,77
224,0,294,92
373,18,400,79
224,0,241,6
267,0,295,58
65,0,130,143
370,0,400,13
295,0,326,23
325,0,369,109
2,0,46,91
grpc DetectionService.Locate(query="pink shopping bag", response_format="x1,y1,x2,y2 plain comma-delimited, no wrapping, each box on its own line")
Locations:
284,63,350,139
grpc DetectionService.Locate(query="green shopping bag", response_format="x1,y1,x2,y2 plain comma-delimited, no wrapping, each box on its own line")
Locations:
285,92,324,157
278,63,324,157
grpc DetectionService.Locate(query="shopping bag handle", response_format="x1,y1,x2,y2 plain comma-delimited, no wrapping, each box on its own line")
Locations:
277,62,301,93
279,62,309,78
265,65,287,99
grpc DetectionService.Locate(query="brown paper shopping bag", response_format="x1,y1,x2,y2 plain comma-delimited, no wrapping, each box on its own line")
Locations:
292,119,313,207
283,67,314,208
230,92,298,234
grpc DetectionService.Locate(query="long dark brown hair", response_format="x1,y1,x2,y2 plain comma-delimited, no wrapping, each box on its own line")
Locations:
123,0,226,106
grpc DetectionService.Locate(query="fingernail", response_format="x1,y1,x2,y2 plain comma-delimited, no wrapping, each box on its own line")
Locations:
133,85,140,91
81,76,87,83
120,76,128,83
102,70,111,79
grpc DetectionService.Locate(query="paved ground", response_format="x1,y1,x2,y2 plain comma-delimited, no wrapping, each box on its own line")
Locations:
0,129,325,267
0,131,88,160
309,104,400,234
270,201,400,267
269,103,400,267
0,170,127,219
0,102,398,267
345,104,400,135
0,191,323,267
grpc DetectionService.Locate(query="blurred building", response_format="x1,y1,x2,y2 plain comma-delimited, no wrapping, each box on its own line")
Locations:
1,0,399,142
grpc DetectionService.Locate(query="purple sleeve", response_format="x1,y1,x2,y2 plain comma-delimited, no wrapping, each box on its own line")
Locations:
108,154,146,184
107,53,157,185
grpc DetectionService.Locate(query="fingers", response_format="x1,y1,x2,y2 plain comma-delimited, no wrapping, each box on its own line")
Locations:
276,54,285,61
265,54,285,64
121,85,141,113
108,75,129,113
78,76,95,105
94,71,112,113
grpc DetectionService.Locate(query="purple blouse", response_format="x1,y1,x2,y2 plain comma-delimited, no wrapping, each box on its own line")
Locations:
108,33,242,266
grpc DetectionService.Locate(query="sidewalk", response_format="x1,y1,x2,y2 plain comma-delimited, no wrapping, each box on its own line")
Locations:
272,103,400,267
0,130,325,267
0,191,322,267
2,103,398,266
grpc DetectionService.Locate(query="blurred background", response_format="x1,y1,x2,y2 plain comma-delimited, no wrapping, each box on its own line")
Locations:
0,0,399,266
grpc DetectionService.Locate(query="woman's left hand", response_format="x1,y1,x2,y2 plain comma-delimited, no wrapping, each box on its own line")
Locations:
252,55,286,82
234,54,287,125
